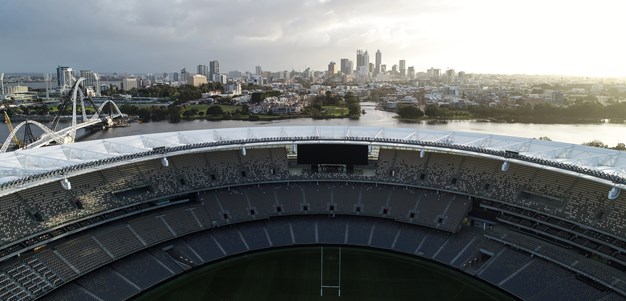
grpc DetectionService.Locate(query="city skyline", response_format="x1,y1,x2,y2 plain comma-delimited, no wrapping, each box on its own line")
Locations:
1,0,625,77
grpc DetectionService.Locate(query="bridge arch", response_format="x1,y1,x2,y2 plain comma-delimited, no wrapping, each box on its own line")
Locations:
93,99,124,120
0,120,63,153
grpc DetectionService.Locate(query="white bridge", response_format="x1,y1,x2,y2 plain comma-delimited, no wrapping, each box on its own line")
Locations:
1,77,126,153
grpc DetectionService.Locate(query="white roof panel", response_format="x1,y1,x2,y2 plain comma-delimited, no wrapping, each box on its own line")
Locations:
0,126,624,187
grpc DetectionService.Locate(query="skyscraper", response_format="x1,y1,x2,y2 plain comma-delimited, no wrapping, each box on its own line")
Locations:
56,66,75,95
255,66,262,76
399,60,406,78
340,58,351,75
356,50,365,68
210,60,220,81
356,50,370,78
328,61,336,75
180,68,189,83
407,66,415,80
197,65,209,78
80,70,100,96
375,49,382,75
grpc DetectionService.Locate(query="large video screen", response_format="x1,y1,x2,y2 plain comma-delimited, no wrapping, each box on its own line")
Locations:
297,144,368,165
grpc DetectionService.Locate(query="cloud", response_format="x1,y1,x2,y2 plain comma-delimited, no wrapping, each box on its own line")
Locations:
1,0,625,77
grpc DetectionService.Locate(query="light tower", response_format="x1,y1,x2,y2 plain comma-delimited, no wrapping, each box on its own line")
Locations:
44,73,50,100
0,73,4,100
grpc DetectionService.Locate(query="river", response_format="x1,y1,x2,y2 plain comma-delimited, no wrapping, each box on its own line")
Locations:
0,102,624,146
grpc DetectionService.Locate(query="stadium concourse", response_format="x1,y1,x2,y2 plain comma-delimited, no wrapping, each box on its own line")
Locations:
0,126,625,300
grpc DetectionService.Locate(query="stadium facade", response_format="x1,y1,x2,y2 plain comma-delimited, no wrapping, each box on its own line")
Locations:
0,126,625,300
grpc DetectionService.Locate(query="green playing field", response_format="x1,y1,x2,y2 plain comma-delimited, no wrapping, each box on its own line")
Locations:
134,247,516,301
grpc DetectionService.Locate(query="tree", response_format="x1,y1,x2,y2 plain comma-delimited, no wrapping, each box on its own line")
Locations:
613,143,626,151
206,105,224,116
396,105,424,119
582,140,608,148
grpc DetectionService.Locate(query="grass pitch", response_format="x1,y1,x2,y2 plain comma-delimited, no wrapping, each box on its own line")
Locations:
134,247,515,301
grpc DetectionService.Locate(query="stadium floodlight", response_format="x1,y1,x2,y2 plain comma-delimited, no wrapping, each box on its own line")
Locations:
60,178,72,190
161,157,169,167
242,147,247,156
501,160,510,172
419,149,426,158
608,186,620,200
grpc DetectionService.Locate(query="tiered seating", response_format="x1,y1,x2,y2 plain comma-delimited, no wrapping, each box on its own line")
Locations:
75,267,139,301
500,259,570,300
211,227,248,255
345,217,373,246
387,187,420,221
183,232,226,262
369,219,400,249
273,184,304,214
161,208,203,236
170,153,211,188
111,251,172,290
456,156,499,195
93,225,144,258
212,189,252,222
483,162,535,203
290,219,317,244
301,182,332,213
265,220,294,246
0,272,30,301
415,231,449,258
0,194,42,246
32,251,77,282
237,222,271,250
17,182,75,222
3,260,54,298
317,218,347,245
528,276,609,301
205,150,242,184
391,224,429,254
423,153,464,188
247,185,277,218
359,185,391,216
127,215,174,247
54,236,111,274
433,228,477,265
42,283,100,301
478,248,532,285
388,149,428,184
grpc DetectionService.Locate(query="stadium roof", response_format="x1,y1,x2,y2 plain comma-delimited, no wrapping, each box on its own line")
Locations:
0,126,625,186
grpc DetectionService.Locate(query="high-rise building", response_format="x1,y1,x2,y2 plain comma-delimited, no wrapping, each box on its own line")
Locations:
328,61,336,75
56,66,75,94
407,66,415,80
197,65,209,78
375,49,382,75
173,72,179,82
427,68,441,79
399,60,406,78
340,58,351,74
209,60,220,81
356,50,370,78
381,64,387,73
79,70,101,96
188,74,208,87
181,68,189,83
122,78,138,90
255,66,262,76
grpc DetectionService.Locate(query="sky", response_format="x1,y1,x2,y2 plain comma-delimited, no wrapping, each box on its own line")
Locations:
1,0,626,77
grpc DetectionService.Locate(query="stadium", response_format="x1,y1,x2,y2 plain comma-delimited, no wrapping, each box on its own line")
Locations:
0,125,625,300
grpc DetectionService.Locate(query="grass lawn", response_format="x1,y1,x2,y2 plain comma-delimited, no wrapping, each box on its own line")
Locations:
322,106,349,116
